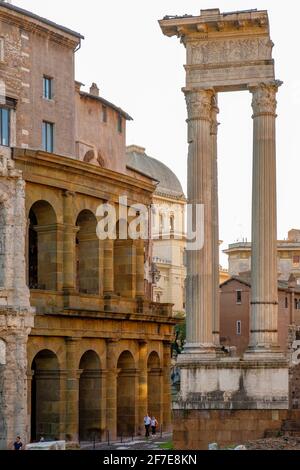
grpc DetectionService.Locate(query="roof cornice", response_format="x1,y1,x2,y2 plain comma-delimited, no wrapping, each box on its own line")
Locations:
0,2,83,49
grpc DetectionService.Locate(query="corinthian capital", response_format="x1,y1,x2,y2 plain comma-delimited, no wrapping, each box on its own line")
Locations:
250,80,283,117
184,88,214,121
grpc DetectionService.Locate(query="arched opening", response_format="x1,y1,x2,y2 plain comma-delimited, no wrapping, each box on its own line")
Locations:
76,210,99,294
117,351,136,436
114,220,136,298
79,350,102,442
28,201,57,290
31,350,60,442
147,352,162,425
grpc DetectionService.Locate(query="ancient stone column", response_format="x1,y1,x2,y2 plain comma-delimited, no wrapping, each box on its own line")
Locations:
63,191,77,292
247,81,283,356
138,341,148,435
105,340,118,440
211,95,220,347
184,88,216,355
162,342,172,431
135,240,145,299
65,338,82,442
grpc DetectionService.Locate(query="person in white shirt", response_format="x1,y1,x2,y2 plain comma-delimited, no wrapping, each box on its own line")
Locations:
144,413,151,437
151,417,158,436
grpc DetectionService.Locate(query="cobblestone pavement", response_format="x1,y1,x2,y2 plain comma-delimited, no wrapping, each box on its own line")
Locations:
80,433,173,450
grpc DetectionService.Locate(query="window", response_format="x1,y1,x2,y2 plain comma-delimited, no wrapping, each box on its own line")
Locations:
236,290,242,304
236,320,242,335
102,105,107,123
170,215,175,233
118,114,122,133
159,214,164,234
42,121,54,152
43,76,53,100
0,107,10,146
156,294,161,303
285,297,288,309
293,255,300,266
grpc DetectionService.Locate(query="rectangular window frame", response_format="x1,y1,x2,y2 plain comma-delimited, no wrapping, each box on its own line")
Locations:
0,107,10,147
118,114,123,134
102,105,107,123
285,297,288,309
236,320,242,336
42,121,54,153
236,290,242,304
43,76,53,100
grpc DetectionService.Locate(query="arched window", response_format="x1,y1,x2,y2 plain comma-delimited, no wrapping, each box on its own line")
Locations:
28,201,57,290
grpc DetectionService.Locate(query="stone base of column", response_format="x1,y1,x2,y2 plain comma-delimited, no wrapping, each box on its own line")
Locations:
175,357,289,411
243,347,286,362
180,343,217,360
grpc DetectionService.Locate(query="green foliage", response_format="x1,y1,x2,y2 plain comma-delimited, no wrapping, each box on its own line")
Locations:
172,320,186,355
159,441,174,450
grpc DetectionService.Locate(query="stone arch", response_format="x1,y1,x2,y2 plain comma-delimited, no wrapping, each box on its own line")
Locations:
31,349,60,442
117,350,136,436
28,200,58,290
147,351,162,425
76,210,99,294
79,350,102,441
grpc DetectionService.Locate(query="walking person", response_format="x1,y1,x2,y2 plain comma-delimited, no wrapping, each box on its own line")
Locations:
13,436,23,451
151,416,158,436
144,413,151,438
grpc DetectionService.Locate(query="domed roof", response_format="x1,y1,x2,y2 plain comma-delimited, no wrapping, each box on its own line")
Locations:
126,145,185,200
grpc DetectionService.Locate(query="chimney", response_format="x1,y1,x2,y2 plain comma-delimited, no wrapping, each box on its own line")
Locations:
126,145,146,155
90,83,99,97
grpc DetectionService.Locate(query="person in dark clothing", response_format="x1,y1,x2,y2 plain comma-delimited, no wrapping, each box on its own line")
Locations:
13,436,23,450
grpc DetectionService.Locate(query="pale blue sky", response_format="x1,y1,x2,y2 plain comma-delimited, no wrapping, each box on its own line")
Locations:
11,0,300,266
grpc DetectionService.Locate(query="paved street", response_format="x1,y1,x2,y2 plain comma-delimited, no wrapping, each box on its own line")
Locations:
80,433,173,450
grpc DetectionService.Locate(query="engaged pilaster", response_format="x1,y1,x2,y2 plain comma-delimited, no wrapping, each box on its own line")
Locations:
246,80,283,358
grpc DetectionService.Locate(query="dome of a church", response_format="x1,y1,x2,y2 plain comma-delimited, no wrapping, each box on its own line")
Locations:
126,145,185,200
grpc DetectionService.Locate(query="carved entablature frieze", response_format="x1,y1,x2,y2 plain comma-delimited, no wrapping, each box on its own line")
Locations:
187,37,273,66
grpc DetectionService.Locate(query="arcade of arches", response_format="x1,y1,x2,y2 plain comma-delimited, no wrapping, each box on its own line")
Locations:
13,148,175,442
29,346,169,442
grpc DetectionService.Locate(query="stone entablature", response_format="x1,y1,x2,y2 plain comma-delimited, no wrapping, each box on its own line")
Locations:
160,8,274,91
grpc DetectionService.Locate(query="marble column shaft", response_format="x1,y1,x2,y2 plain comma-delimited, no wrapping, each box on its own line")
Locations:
211,96,220,347
249,81,282,353
184,88,216,353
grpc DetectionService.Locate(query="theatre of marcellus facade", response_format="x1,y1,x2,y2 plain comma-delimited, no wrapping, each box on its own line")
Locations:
0,2,174,448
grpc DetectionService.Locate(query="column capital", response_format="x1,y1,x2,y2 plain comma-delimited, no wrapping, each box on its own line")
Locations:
250,80,283,117
63,190,76,199
183,88,215,121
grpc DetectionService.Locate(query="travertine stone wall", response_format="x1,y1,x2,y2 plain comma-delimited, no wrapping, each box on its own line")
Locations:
0,147,34,450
